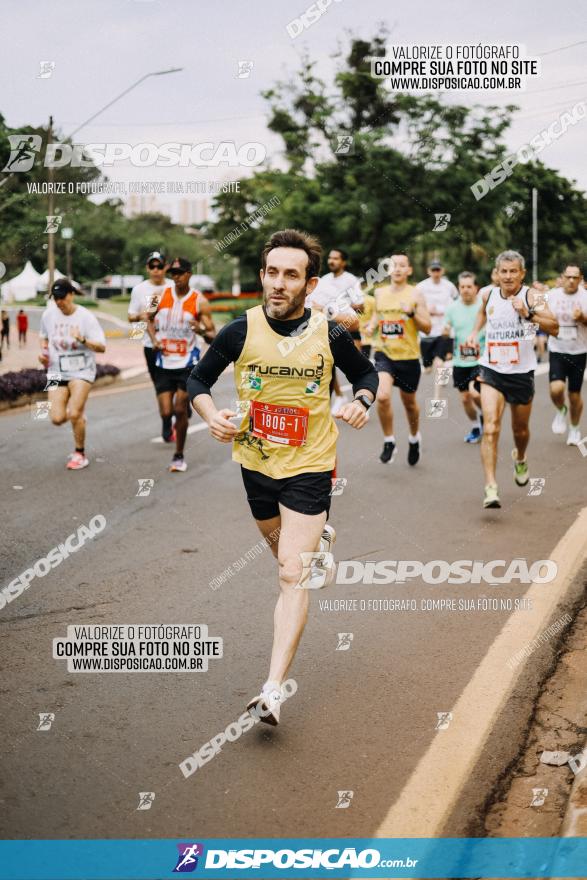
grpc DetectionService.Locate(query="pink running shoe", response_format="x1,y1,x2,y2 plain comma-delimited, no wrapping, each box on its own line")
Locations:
66,452,89,470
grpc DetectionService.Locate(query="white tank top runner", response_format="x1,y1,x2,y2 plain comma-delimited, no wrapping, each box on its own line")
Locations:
479,286,537,374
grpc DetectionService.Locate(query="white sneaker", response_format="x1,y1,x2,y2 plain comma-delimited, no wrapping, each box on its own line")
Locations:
308,524,337,588
567,426,582,446
552,406,568,434
246,683,283,726
330,395,349,416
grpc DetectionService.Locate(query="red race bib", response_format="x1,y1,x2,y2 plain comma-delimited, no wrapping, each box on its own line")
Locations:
250,401,309,447
161,338,188,357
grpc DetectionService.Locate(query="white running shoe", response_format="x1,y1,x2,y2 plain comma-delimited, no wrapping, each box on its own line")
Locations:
246,683,283,726
567,426,582,446
308,524,337,589
330,395,349,416
552,406,568,435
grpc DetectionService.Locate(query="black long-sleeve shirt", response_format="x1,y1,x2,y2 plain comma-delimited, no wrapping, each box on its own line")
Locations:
187,307,378,401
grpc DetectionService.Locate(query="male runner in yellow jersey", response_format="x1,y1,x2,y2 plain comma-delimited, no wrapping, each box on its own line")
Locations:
188,229,378,725
366,253,431,466
358,290,376,358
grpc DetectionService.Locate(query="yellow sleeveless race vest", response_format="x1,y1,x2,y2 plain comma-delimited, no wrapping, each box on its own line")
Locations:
372,285,420,360
359,293,376,343
233,305,338,478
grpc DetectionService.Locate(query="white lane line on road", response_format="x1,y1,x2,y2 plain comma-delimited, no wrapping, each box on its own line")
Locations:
376,505,587,838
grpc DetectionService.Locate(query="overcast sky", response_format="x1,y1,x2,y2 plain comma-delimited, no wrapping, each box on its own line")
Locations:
3,0,587,212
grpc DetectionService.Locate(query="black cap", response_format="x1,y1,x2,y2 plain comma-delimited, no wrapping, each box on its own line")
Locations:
51,278,77,299
429,259,442,269
146,251,166,266
168,257,192,274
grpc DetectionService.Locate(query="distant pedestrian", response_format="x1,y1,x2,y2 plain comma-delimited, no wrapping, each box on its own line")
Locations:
1,310,9,351
17,309,28,347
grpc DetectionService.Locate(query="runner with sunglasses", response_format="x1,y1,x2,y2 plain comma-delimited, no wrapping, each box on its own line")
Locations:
148,257,216,472
128,251,176,441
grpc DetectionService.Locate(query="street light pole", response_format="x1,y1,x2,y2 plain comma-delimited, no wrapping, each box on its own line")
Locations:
532,187,538,283
66,68,183,140
47,115,55,292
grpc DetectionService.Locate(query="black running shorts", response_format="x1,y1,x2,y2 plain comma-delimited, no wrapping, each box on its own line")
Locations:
144,346,158,380
153,366,191,395
420,335,454,368
374,353,421,393
452,365,481,393
549,351,587,393
241,466,333,521
478,365,535,405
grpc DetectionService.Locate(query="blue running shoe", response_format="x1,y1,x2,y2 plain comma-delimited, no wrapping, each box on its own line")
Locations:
464,426,482,444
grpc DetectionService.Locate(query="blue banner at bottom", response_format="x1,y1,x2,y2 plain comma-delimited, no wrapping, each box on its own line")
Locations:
1,838,587,879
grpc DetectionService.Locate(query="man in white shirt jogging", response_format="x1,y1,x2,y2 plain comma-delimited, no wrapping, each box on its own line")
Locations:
305,248,363,412
39,278,106,470
466,250,559,509
128,251,176,441
548,262,587,445
416,259,458,380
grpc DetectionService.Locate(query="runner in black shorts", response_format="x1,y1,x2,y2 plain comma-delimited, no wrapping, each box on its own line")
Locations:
188,229,377,725
547,262,587,445
466,250,559,509
149,258,215,472
365,253,431,467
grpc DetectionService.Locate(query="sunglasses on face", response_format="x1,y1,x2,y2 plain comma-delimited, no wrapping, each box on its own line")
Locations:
148,263,164,271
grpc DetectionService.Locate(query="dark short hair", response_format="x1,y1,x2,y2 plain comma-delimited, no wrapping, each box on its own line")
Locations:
262,229,322,280
563,261,583,276
392,252,412,266
330,248,348,262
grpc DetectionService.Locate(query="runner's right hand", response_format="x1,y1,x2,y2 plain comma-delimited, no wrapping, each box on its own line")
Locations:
209,409,239,443
39,352,49,368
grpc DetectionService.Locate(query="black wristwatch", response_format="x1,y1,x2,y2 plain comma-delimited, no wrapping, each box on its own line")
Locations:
354,394,372,411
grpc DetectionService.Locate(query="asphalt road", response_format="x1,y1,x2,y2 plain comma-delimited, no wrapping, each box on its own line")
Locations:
1,364,586,840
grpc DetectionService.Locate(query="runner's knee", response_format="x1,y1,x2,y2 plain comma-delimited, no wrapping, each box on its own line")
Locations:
278,556,304,590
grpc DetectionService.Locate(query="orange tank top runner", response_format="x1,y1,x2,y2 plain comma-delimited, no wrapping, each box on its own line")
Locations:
153,287,203,370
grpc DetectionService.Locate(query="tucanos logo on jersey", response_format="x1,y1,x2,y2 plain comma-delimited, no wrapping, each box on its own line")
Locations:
249,354,325,382
173,843,204,872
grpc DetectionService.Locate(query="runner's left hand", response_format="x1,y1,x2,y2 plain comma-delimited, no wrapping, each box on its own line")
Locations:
334,401,369,428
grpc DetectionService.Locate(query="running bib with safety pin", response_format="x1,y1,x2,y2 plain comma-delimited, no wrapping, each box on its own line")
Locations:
488,341,519,365
161,338,188,356
379,319,405,339
250,401,309,447
58,353,87,372
559,325,578,341
459,343,478,361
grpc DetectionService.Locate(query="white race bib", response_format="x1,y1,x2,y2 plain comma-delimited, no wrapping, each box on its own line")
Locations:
59,353,87,372
488,341,519,366
559,325,578,341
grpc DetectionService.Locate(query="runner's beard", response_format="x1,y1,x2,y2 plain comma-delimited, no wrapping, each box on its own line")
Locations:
263,288,307,320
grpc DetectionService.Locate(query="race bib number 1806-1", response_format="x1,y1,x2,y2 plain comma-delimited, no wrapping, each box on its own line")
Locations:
250,401,309,447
